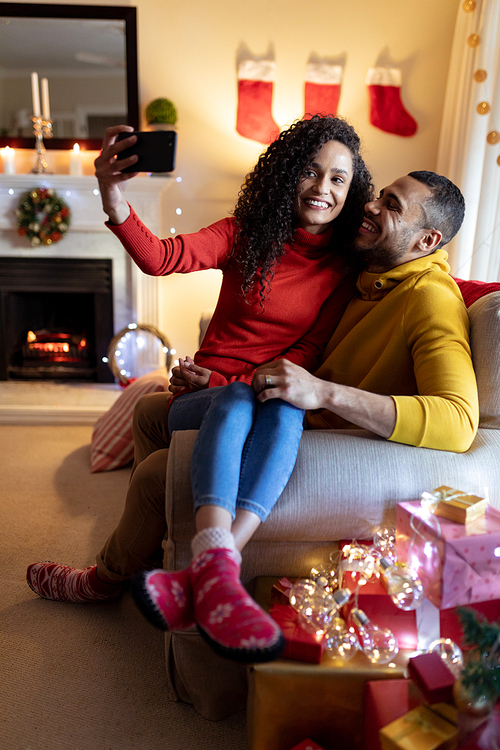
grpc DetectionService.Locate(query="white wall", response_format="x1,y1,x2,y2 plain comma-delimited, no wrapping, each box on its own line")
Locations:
8,0,459,357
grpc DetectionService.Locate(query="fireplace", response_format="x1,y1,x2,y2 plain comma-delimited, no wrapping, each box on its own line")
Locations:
0,257,114,382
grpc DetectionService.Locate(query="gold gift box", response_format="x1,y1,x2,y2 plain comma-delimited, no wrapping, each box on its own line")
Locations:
380,705,458,750
429,485,487,525
247,576,410,750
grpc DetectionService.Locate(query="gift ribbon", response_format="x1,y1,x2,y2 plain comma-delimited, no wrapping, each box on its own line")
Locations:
407,486,489,576
391,711,445,743
420,487,472,514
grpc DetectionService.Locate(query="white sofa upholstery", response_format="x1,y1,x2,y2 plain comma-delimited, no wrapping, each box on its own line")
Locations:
163,290,500,720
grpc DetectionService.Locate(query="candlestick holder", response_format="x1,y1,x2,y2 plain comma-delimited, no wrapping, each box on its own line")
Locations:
31,116,53,174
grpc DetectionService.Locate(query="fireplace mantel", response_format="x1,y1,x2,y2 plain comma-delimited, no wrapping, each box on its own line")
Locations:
0,174,173,329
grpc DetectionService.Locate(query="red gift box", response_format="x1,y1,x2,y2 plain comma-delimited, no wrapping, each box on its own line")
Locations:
364,680,411,750
440,599,500,648
271,576,294,605
269,603,325,664
407,652,455,704
342,570,419,650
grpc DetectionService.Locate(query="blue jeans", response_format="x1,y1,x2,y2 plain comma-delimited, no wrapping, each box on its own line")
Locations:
168,382,304,522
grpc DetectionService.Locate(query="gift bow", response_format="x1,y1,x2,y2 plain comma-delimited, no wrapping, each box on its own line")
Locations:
420,487,473,514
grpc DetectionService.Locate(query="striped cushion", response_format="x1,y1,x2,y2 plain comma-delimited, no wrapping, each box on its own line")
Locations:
90,367,170,472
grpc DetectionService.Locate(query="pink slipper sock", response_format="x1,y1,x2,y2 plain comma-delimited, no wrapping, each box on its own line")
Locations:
189,528,285,663
131,568,194,631
27,562,122,603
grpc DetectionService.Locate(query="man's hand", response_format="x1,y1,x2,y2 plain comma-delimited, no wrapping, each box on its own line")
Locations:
169,356,212,394
252,360,331,410
94,125,139,225
252,358,397,438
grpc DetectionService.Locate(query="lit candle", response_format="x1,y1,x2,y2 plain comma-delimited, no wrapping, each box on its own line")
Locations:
31,72,41,117
69,143,83,176
1,146,16,175
41,77,50,120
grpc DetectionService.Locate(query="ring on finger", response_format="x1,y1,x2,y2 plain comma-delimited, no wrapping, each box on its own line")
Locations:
265,374,272,388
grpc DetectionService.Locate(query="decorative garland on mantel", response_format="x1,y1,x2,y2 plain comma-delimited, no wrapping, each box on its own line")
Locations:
16,187,71,247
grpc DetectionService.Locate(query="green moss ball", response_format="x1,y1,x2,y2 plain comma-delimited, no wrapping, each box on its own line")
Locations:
145,98,178,125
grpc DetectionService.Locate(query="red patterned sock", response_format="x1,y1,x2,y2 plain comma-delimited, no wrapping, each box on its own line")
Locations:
131,568,194,631
366,67,417,137
189,529,285,663
304,62,342,118
27,562,122,603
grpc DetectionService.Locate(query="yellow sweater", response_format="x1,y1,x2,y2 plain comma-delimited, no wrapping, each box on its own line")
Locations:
307,249,479,452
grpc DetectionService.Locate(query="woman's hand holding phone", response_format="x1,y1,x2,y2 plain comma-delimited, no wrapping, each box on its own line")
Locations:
94,125,139,225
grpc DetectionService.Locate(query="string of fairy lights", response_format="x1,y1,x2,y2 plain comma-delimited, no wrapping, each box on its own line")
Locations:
463,0,500,161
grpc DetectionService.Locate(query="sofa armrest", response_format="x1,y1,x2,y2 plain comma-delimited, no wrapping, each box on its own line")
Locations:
469,291,500,428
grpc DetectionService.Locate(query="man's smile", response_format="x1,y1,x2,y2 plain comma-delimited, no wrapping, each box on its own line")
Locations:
359,217,379,234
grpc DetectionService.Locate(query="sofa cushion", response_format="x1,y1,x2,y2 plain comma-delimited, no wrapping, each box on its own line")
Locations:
453,278,500,308
468,292,500,428
90,367,170,472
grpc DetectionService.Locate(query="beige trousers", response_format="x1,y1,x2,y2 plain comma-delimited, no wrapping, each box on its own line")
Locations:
96,392,173,582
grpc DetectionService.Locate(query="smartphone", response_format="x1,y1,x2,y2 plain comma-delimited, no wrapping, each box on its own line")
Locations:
116,130,177,173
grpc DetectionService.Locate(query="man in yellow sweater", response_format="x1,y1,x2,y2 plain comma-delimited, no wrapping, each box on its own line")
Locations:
254,170,478,453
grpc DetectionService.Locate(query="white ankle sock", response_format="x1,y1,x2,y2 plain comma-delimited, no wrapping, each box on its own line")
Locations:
191,527,242,565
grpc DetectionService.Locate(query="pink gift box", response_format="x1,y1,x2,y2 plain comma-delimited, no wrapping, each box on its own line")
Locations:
396,501,500,609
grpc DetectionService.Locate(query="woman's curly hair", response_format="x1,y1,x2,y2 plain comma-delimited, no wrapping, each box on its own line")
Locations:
232,115,374,303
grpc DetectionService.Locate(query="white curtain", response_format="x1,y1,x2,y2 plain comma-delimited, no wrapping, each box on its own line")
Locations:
437,0,500,280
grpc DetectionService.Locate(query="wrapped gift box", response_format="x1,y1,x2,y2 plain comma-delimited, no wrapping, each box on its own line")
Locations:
424,486,488,525
247,646,411,750
342,570,419,650
396,501,500,609
379,704,458,750
364,680,411,750
269,603,325,664
407,652,455,704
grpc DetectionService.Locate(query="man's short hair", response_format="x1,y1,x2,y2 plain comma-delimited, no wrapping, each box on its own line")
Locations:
408,170,465,249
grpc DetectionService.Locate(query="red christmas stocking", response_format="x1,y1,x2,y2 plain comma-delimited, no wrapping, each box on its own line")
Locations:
366,68,417,137
236,60,279,144
304,63,343,119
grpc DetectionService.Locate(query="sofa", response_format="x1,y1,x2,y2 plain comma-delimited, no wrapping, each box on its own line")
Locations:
161,285,500,721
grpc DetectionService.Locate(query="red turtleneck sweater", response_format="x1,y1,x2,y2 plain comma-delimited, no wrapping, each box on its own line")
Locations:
108,210,355,386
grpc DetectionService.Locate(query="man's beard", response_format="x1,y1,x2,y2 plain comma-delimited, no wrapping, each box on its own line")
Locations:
352,225,415,270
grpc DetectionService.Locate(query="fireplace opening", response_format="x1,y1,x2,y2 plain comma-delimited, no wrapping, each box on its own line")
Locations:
0,258,114,382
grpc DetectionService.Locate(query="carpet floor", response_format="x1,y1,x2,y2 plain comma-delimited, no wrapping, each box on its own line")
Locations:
0,425,247,750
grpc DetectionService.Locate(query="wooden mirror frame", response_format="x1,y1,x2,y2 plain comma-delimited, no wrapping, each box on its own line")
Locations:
0,2,139,150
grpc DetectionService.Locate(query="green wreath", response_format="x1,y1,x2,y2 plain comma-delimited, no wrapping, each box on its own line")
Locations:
16,187,71,247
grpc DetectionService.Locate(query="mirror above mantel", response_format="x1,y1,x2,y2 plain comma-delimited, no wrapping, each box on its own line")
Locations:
0,2,139,151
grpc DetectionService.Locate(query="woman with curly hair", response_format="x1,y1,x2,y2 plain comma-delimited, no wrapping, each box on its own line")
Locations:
27,116,373,664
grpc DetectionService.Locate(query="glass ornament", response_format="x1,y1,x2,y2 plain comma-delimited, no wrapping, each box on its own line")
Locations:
325,617,359,662
289,578,317,612
477,102,491,115
351,608,399,664
310,564,331,590
373,527,397,560
310,563,339,592
378,557,425,610
429,638,464,677
341,541,377,580
299,588,351,637
453,678,495,717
